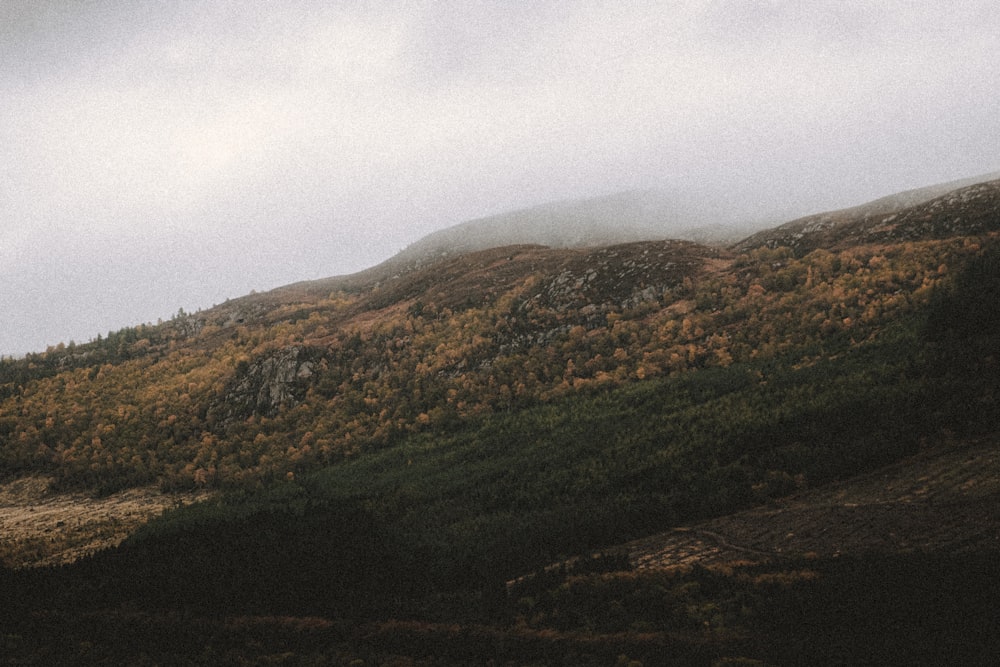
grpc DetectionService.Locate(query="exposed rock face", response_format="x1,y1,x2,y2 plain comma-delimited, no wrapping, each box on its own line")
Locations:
217,346,317,421
529,241,708,313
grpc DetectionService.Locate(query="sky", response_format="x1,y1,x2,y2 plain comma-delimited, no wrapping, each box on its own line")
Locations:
2,1,999,356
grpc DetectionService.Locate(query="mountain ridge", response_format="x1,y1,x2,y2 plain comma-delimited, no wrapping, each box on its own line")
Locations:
249,170,1000,305
188,170,1000,332
734,170,1000,252
382,188,763,272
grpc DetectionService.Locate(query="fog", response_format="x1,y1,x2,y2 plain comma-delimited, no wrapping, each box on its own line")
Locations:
2,1,998,355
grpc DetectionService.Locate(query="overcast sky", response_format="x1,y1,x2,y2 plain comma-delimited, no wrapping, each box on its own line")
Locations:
2,1,998,356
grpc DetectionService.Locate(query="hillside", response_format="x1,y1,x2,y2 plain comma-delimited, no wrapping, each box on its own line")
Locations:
1,173,999,664
735,172,1000,253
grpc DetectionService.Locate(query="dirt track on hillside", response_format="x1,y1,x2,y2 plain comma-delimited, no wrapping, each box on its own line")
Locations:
626,435,1000,570
0,477,212,568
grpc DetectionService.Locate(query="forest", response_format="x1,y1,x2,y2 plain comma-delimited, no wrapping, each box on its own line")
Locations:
0,236,987,495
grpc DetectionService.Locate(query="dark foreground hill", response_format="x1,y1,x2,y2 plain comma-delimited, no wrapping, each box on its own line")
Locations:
1,173,999,664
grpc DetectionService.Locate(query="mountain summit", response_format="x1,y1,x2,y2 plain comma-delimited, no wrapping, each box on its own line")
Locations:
387,189,761,272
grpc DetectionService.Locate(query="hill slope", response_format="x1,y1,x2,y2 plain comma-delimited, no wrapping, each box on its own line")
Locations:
1,173,999,664
735,173,1000,252
1,171,998,499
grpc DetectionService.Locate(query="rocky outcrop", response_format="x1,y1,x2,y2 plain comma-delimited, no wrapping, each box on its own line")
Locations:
215,346,317,422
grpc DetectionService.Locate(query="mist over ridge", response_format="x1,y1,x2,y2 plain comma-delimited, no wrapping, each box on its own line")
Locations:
368,169,1000,277
391,188,762,269
3,168,999,360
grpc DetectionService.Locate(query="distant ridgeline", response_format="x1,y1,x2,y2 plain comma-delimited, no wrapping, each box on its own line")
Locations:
387,189,763,272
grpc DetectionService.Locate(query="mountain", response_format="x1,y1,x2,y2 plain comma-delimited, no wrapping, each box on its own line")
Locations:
1,170,997,514
734,171,1000,252
1,169,997,532
384,189,763,272
1,172,999,664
